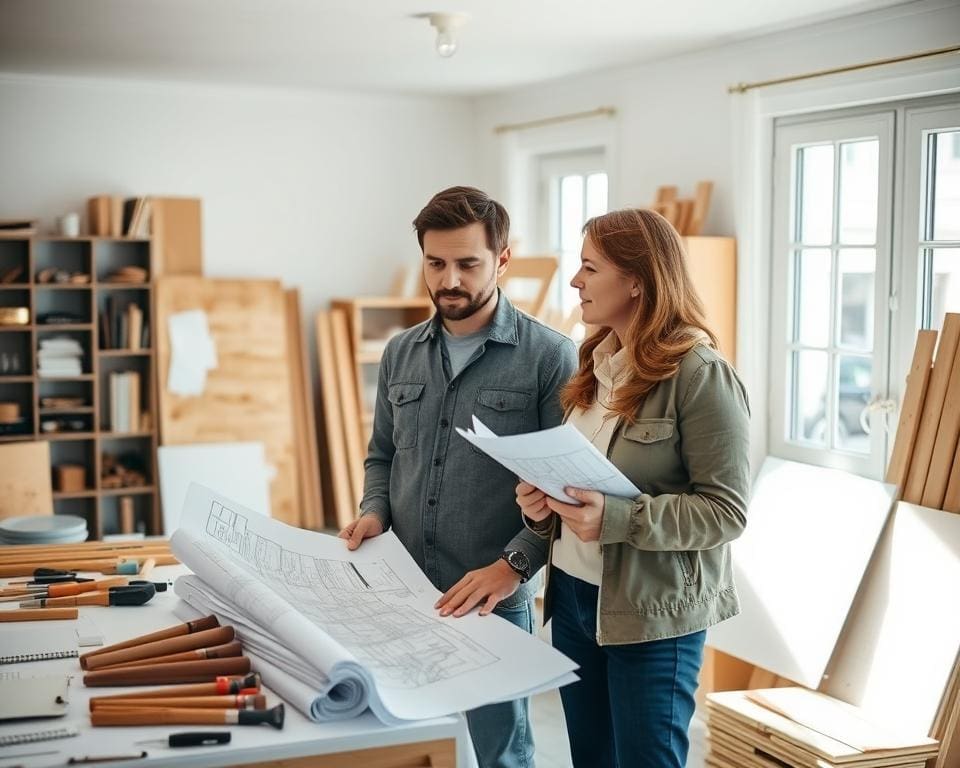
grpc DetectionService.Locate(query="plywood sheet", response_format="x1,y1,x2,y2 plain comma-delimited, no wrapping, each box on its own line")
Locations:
155,277,300,526
151,197,202,276
707,457,895,689
0,441,53,519
821,501,960,736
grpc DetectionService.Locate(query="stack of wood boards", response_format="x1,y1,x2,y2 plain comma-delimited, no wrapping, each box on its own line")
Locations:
706,688,939,768
649,181,713,235
155,277,322,530
886,313,960,512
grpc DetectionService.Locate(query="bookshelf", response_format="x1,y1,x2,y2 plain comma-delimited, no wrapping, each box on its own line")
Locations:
0,234,159,538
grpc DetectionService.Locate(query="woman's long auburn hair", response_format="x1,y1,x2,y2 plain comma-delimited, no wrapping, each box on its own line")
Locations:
560,208,719,422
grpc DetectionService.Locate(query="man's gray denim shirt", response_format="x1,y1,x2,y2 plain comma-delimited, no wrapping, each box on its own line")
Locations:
360,291,578,607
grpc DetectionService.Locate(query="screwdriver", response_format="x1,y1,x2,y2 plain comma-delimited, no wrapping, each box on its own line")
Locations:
20,581,157,608
0,577,129,603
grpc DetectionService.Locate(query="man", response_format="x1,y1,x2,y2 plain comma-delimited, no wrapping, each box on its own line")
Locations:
339,186,578,768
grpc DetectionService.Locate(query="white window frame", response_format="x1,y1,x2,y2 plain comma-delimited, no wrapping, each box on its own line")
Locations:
732,61,960,479
536,149,608,312
769,112,895,478
895,104,960,371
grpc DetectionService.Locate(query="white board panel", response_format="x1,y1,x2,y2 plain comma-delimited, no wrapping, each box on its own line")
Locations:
821,501,960,734
707,457,894,688
159,442,271,534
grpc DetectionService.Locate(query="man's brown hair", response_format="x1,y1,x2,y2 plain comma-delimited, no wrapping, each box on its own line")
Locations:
413,186,510,256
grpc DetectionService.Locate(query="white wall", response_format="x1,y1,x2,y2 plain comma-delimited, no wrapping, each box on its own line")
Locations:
473,0,960,238
0,75,478,319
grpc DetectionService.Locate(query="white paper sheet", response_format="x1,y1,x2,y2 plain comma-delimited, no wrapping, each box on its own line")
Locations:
456,416,641,503
158,442,271,533
170,483,578,725
167,309,217,396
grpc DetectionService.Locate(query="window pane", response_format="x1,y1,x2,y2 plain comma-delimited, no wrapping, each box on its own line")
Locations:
791,350,829,446
838,139,879,245
559,175,584,253
838,249,875,351
798,144,834,245
835,355,872,454
932,130,960,241
931,247,960,330
794,249,832,347
585,173,608,220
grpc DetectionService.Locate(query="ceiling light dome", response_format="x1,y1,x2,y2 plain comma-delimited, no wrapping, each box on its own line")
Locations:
414,12,469,59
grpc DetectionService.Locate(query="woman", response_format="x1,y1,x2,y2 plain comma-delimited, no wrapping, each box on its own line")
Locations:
516,208,750,768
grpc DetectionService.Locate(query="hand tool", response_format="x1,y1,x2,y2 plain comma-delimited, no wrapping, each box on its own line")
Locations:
91,703,284,729
20,580,156,608
81,615,219,667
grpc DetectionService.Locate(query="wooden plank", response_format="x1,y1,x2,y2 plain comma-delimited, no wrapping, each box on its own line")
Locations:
150,197,203,276
155,277,300,526
748,667,779,690
684,237,737,364
500,256,558,319
903,314,960,504
239,738,456,768
886,330,937,488
330,308,365,521
821,502,960,736
314,310,354,530
0,441,53,519
687,180,714,236
943,455,960,514
285,289,323,530
921,336,960,509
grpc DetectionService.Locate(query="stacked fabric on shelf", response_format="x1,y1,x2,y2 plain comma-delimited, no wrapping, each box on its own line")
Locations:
37,337,83,378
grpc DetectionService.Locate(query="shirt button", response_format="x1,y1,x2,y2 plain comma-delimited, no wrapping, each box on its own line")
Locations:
439,419,449,428
427,498,436,506
448,382,456,391
433,458,442,466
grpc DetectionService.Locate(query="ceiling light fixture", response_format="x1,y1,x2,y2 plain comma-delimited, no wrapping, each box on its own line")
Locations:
413,12,468,59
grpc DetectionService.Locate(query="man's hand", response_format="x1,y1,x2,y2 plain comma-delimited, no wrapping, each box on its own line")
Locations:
516,481,552,523
338,515,384,551
546,487,605,542
435,559,521,617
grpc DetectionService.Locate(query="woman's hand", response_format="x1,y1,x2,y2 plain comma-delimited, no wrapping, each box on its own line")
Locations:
546,487,605,542
516,481,551,522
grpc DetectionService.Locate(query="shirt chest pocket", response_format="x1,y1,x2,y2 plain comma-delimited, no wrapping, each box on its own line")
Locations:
388,383,425,451
622,418,675,444
472,388,531,447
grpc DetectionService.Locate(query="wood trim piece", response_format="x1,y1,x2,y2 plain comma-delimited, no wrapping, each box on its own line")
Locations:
885,329,937,489
232,738,456,768
315,310,354,529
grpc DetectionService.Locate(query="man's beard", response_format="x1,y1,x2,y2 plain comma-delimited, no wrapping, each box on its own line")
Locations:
430,283,496,321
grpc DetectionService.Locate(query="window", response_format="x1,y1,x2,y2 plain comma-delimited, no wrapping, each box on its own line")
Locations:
770,98,960,479
536,150,608,315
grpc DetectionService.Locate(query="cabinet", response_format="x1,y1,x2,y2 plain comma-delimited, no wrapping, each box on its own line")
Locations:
0,234,159,538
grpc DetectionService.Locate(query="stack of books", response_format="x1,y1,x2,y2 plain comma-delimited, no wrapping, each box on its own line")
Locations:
37,337,83,378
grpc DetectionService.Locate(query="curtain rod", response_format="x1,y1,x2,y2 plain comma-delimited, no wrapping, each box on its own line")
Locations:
493,106,616,134
728,44,960,94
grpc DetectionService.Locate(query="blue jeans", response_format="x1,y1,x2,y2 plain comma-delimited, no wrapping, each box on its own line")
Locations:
550,568,704,768
465,597,536,768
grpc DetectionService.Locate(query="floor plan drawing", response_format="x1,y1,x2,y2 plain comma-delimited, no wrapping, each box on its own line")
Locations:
202,499,498,689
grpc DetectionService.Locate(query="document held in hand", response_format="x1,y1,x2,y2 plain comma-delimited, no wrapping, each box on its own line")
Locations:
456,416,641,504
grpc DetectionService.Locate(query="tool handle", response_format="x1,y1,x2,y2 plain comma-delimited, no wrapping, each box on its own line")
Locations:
0,607,79,621
48,577,127,598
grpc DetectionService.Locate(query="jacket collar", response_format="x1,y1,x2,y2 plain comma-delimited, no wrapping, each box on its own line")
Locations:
414,289,520,346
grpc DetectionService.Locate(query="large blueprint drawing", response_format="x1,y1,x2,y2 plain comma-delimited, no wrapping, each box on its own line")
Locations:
170,484,578,724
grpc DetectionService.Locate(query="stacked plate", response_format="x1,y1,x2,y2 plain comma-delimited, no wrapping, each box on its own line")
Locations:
0,515,88,545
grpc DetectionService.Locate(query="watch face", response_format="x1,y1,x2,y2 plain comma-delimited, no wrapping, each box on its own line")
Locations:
508,550,529,574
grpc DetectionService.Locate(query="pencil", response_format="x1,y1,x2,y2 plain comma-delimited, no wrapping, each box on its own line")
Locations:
84,625,234,670
91,693,266,711
80,615,219,667
98,641,243,670
83,656,252,687
0,607,79,622
89,674,260,701
90,703,284,729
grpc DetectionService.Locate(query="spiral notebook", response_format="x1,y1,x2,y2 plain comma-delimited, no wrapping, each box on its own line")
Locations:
0,618,101,664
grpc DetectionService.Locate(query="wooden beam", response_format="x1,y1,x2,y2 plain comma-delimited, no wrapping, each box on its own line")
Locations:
885,329,937,489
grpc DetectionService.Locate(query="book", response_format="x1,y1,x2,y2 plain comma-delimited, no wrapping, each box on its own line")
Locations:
1,627,78,664
127,302,143,351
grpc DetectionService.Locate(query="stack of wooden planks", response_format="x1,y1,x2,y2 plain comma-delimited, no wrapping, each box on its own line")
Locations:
886,313,960,513
707,688,939,768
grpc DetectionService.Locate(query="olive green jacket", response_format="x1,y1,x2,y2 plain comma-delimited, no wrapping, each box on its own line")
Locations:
530,343,751,645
